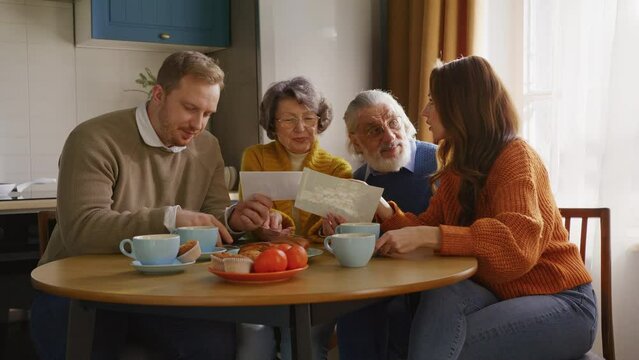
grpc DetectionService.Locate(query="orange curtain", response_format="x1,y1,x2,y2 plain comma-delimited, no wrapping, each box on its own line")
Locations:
387,0,476,142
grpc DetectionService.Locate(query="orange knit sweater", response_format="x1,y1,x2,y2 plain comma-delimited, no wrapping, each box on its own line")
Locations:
381,139,591,299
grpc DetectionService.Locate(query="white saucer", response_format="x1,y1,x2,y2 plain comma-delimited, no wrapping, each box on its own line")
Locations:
131,260,195,274
197,247,227,261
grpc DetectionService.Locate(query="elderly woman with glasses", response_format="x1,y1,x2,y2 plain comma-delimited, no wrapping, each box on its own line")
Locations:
237,76,351,360
240,76,352,243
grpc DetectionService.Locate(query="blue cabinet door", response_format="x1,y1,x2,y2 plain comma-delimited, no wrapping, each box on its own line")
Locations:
91,0,229,47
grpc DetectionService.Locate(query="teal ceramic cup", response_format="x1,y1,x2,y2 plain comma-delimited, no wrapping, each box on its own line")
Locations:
335,222,380,239
324,232,376,267
174,226,219,253
119,234,180,265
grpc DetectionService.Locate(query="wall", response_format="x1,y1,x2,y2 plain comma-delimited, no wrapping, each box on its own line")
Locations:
258,0,376,165
0,0,377,190
0,0,171,190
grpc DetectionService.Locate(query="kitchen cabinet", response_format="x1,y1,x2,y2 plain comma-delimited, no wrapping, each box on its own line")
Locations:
75,0,230,52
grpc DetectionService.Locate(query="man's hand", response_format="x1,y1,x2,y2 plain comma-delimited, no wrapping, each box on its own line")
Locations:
175,209,233,244
375,225,441,256
229,193,273,232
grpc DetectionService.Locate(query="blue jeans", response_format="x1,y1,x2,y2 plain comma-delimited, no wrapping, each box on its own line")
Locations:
31,291,236,360
408,280,597,360
337,295,414,360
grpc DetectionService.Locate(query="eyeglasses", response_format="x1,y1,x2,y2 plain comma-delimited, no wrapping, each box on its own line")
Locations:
358,117,403,139
276,113,319,129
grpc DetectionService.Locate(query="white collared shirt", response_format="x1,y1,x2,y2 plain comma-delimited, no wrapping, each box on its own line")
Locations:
135,103,238,235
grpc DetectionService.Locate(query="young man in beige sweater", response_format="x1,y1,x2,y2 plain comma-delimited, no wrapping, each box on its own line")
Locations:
31,51,272,360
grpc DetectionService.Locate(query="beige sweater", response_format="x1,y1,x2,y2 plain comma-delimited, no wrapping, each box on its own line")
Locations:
40,108,230,264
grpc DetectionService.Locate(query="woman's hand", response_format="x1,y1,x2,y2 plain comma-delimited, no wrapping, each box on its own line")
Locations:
375,226,441,256
320,212,347,236
254,210,292,241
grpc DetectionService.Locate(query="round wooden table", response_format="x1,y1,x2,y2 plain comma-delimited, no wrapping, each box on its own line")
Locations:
32,251,477,359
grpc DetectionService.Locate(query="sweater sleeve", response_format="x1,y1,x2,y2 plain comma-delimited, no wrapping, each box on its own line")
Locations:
199,136,231,222
380,177,447,231
55,127,167,257
441,177,545,284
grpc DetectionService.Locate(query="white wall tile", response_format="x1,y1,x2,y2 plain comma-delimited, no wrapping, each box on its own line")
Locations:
0,135,29,155
0,23,27,43
0,42,29,138
26,2,73,44
28,42,76,155
0,3,27,23
30,154,58,183
0,155,29,183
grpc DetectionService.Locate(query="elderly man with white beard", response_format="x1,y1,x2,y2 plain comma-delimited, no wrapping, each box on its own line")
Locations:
328,89,438,360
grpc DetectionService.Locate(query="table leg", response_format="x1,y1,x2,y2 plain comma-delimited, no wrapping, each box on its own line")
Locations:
66,300,95,360
290,304,313,360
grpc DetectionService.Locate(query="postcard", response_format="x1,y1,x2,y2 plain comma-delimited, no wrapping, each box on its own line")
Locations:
294,168,383,222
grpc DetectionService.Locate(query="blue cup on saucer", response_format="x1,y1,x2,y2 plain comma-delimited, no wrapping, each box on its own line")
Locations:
324,232,376,267
174,226,220,253
335,222,380,239
119,234,180,265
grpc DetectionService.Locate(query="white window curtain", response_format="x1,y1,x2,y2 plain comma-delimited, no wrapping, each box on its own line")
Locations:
477,0,639,358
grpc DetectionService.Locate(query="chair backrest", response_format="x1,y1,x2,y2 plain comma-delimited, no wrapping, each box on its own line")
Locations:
37,210,57,256
559,208,614,360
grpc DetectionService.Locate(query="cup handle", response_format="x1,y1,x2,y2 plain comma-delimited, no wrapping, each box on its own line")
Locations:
323,236,335,255
119,239,135,259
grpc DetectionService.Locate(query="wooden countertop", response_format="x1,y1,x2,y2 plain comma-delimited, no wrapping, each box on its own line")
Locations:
0,198,56,214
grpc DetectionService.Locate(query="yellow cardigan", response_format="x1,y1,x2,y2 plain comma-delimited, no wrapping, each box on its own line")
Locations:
241,140,352,243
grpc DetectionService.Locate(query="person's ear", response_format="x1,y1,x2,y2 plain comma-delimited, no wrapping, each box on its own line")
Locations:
150,84,165,104
349,133,363,154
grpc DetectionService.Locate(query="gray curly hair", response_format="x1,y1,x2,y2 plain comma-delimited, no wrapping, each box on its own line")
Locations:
259,77,332,140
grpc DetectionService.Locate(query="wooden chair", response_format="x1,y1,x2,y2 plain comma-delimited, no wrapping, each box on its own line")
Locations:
559,208,614,360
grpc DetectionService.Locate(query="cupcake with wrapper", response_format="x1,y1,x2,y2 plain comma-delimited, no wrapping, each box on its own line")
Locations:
177,240,201,263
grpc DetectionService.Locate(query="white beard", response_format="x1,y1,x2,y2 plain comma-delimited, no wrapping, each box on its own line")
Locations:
361,138,412,173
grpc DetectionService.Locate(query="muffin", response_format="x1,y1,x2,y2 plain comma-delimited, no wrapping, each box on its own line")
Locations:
222,255,254,274
210,252,237,271
177,240,201,263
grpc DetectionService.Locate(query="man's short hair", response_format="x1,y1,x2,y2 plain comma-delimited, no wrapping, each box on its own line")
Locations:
343,90,416,154
156,51,225,94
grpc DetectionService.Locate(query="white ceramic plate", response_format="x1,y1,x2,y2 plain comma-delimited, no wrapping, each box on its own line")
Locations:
307,248,323,258
197,247,227,261
131,260,195,274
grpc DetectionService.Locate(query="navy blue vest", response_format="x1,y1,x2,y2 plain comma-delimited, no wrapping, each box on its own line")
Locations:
354,141,437,214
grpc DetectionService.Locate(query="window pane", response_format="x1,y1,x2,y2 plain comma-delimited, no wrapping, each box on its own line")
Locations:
525,0,554,93
523,98,558,188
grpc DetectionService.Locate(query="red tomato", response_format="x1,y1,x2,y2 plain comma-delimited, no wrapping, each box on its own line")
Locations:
275,243,292,252
253,248,288,273
285,245,308,270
